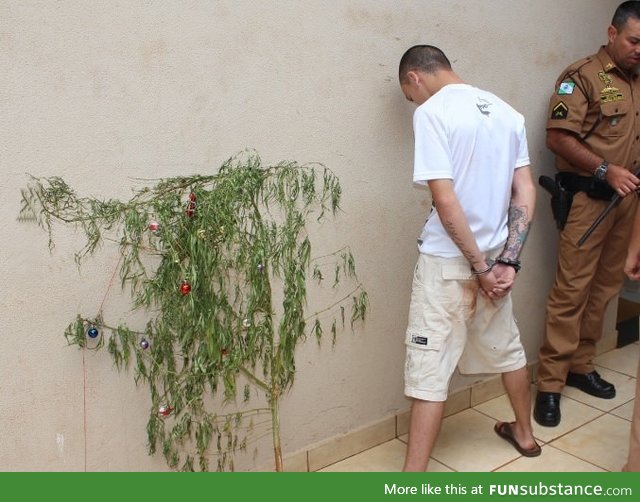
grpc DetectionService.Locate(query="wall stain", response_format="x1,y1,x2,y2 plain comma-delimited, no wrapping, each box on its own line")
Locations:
140,39,168,70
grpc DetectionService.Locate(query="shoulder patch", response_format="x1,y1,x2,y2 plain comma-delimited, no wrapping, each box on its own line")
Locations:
551,101,569,120
558,81,575,95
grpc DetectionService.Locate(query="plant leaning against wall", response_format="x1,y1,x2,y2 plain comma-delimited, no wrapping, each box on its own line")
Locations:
18,151,368,472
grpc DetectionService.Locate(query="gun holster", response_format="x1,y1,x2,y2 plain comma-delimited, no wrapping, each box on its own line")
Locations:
538,175,574,230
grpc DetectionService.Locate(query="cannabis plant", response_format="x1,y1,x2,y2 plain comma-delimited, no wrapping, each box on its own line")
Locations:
18,151,368,471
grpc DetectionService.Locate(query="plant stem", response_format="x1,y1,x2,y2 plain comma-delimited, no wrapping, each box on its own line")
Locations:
270,391,283,472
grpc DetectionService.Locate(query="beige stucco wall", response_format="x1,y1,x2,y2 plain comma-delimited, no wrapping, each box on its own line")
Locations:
0,0,620,471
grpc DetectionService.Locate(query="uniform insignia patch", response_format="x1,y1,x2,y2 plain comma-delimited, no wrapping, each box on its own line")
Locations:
598,71,613,86
600,86,624,103
551,101,569,120
558,81,575,95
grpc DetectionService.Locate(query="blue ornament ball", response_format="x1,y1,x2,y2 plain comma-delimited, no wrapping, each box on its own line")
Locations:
140,338,150,350
87,327,99,339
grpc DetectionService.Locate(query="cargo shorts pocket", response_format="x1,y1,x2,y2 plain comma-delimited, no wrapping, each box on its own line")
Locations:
441,263,477,312
405,328,444,389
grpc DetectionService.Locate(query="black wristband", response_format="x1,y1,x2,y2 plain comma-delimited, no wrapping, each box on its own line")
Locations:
495,257,521,273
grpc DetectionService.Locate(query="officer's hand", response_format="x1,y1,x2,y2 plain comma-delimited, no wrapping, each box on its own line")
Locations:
606,164,639,197
625,251,640,281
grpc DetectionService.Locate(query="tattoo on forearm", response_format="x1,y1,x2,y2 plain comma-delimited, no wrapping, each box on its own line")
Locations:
503,204,531,259
443,219,479,265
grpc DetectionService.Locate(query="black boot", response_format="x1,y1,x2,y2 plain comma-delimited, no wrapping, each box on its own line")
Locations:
565,370,616,399
533,391,561,427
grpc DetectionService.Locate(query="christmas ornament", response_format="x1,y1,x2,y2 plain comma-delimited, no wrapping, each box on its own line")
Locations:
185,192,196,217
140,338,150,350
158,405,173,417
180,280,192,295
86,326,99,339
242,318,251,328
257,263,265,272
148,221,160,233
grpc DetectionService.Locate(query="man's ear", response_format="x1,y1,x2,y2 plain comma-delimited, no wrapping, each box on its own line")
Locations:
405,70,421,85
607,24,618,44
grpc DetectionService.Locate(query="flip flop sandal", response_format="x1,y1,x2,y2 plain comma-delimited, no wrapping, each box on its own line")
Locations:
494,421,542,457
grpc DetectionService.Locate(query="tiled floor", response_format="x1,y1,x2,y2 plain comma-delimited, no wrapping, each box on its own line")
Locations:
320,342,638,472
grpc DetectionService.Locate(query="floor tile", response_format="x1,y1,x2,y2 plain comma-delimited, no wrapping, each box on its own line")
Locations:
425,458,453,472
318,439,452,472
550,414,630,472
472,390,525,423
494,445,605,472
396,434,453,471
430,409,522,472
307,417,395,472
610,400,635,421
594,345,639,378
318,439,405,472
473,387,604,444
561,366,636,412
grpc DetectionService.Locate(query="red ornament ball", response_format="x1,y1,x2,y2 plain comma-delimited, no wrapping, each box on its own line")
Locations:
180,280,192,295
148,221,160,233
158,405,173,417
185,192,197,217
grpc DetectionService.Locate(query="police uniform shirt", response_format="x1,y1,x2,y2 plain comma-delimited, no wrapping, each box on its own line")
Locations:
547,46,640,174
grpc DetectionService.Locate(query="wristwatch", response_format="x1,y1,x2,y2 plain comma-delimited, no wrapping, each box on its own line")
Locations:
594,160,609,180
495,257,521,273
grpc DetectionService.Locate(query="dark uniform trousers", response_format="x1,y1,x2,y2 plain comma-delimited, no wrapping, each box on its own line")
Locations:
537,191,637,393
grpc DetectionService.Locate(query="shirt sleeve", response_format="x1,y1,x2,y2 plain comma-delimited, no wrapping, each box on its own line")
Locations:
546,68,590,135
515,114,531,169
412,106,453,185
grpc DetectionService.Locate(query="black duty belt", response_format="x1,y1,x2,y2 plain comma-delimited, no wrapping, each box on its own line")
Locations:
556,172,593,193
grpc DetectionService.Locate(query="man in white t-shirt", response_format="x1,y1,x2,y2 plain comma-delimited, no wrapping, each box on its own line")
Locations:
398,45,539,471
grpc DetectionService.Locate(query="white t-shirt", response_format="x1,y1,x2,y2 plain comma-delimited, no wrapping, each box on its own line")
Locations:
412,83,530,257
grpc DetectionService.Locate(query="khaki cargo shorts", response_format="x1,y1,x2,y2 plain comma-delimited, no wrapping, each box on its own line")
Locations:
404,252,527,402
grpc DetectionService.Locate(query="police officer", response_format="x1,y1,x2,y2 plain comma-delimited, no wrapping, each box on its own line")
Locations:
535,1,640,427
